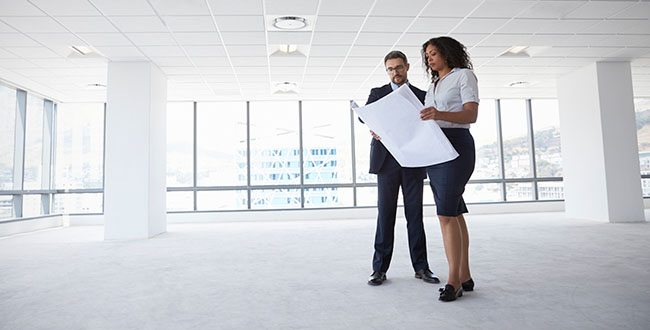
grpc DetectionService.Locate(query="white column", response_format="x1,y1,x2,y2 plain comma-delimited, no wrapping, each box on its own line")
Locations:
104,62,167,239
557,61,644,223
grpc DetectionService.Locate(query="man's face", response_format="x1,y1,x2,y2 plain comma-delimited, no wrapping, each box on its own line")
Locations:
385,58,409,86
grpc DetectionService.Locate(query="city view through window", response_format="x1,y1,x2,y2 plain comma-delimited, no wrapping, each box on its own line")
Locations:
1,82,647,219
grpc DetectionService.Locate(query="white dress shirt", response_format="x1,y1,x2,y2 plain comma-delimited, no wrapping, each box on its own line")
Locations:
424,67,479,129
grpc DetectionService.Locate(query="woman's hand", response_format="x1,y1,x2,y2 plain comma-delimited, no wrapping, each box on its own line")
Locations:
370,130,381,140
420,106,440,121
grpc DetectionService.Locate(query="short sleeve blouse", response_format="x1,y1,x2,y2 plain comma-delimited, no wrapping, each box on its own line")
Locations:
424,67,479,129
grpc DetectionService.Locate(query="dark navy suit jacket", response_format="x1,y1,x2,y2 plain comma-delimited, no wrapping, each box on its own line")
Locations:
364,83,427,174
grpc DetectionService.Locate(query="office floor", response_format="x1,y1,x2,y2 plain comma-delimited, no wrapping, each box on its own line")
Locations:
1,212,649,330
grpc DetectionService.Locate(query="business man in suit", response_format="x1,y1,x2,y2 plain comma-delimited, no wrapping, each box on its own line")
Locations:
365,51,440,285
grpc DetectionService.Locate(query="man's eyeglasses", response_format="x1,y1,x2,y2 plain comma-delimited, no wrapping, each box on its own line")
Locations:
386,65,405,73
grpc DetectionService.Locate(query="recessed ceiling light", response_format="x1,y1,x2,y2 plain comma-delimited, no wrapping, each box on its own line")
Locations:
499,46,530,58
273,16,307,30
71,45,93,56
274,81,298,94
278,44,298,53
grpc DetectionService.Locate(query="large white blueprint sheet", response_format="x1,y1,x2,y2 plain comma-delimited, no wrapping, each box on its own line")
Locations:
352,84,459,167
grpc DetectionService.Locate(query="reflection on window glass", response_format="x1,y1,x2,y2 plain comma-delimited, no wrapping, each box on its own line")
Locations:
532,100,562,177
464,183,502,203
249,101,299,185
0,85,16,190
197,190,247,210
0,195,12,219
251,189,300,209
304,187,353,208
167,191,194,211
500,100,531,178
52,193,103,213
356,186,377,207
197,102,247,187
24,95,44,189
167,102,193,187
302,101,353,185
354,99,374,184
471,99,500,179
635,99,650,175
22,194,43,217
538,181,564,200
506,182,534,201
55,103,104,189
642,179,650,197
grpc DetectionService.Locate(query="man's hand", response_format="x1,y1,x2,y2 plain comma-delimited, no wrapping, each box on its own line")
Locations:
370,130,381,140
420,106,440,121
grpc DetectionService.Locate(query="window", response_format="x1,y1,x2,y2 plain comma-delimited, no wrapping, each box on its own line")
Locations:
500,100,532,178
54,103,104,189
531,100,562,178
23,95,44,190
167,102,194,187
0,85,16,191
471,99,500,180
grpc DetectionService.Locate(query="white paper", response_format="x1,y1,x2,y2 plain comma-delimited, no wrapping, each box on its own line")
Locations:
353,84,459,167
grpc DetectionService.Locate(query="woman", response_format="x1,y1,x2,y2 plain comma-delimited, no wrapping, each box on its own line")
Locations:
419,36,478,302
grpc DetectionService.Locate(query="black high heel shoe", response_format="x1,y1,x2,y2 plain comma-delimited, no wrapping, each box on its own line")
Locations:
462,278,474,292
438,284,463,302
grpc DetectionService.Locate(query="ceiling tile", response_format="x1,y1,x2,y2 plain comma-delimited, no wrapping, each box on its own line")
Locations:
162,16,215,32
312,32,357,45
226,45,267,57
94,46,145,59
174,32,222,45
230,56,267,66
77,33,132,46
517,1,585,19
564,1,634,19
148,0,210,16
213,15,265,32
30,0,100,16
348,45,389,57
0,58,40,68
91,0,156,16
150,56,193,66
265,0,319,15
0,16,67,33
0,1,45,16
611,2,650,19
362,16,413,32
56,16,118,33
267,31,312,44
0,33,41,47
315,16,365,32
109,16,167,33
319,0,374,15
583,19,650,34
206,0,263,15
355,32,402,46
125,32,177,46
139,45,186,57
372,0,429,16
453,18,509,34
408,17,463,34
190,57,230,66
471,1,536,18
4,46,61,59
309,45,350,57
220,32,266,45
420,0,484,17
183,45,226,57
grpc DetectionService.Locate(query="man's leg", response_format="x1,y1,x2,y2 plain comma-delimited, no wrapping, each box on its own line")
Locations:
401,168,428,272
372,158,401,273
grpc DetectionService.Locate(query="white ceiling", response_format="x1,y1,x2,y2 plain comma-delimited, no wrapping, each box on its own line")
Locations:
0,0,649,102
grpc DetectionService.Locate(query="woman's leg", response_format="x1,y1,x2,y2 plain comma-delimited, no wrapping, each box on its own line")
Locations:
438,215,462,289
457,214,471,282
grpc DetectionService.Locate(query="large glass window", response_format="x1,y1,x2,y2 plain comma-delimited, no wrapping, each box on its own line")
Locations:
500,100,532,179
0,85,16,191
52,193,103,214
302,101,353,184
532,100,562,178
23,95,44,190
635,98,650,196
54,103,104,189
249,101,300,186
354,98,374,184
471,99,500,180
196,102,247,187
167,102,194,187
0,196,12,219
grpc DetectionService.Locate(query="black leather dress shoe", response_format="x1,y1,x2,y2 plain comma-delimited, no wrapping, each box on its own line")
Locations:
368,271,386,285
414,269,440,283
462,278,474,291
438,284,463,302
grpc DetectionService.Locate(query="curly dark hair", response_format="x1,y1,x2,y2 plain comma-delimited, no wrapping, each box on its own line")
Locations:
421,36,472,81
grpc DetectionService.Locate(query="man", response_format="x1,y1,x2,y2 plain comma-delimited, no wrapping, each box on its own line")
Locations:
364,51,439,285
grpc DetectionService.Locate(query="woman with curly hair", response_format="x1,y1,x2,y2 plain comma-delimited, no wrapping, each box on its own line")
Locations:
420,36,479,302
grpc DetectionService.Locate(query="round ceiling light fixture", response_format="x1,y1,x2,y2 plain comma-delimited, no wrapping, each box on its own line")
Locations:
273,16,307,30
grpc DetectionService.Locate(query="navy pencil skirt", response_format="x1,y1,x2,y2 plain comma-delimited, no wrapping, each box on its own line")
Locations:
426,128,476,217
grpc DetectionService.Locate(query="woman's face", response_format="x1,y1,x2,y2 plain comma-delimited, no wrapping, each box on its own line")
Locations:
425,44,447,72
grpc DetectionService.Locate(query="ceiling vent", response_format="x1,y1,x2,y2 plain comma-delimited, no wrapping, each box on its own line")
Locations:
266,15,315,31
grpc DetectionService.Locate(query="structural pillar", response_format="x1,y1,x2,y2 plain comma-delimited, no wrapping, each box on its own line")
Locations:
104,62,167,239
557,61,644,223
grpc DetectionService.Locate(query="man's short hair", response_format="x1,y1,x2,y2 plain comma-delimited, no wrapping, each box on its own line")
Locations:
384,50,408,65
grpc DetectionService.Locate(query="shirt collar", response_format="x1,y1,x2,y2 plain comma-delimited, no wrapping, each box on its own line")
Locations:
390,80,410,91
433,67,460,83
